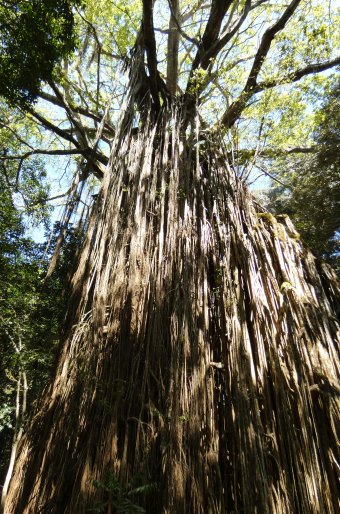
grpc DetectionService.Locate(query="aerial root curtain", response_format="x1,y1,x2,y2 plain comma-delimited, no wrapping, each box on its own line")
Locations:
4,107,340,514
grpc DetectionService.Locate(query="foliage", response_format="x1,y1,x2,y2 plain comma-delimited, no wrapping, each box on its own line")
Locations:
0,200,43,478
0,0,83,106
0,101,52,225
314,80,340,169
91,472,157,513
265,80,340,272
0,0,338,250
0,209,82,482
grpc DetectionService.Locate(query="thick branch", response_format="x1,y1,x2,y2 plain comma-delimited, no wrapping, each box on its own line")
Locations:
166,0,180,96
244,0,301,92
199,0,252,70
183,0,255,117
26,107,80,148
220,56,340,128
218,0,305,128
255,56,340,92
284,146,317,155
251,0,270,8
64,127,112,145
1,146,108,181
38,91,115,134
0,148,94,161
143,0,161,110
232,146,317,162
24,109,106,177
187,0,268,81
191,0,234,72
49,82,90,148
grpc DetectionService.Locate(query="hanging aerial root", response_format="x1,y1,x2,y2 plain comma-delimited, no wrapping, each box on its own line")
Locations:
3,106,339,514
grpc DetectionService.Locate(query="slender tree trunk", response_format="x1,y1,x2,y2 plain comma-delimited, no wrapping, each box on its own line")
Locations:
166,0,180,96
1,370,27,512
3,106,339,514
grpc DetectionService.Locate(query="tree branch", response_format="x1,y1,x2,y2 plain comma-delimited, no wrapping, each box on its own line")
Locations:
0,122,34,150
250,0,270,10
220,55,339,129
191,0,234,72
187,0,267,82
38,91,115,135
231,146,317,162
25,107,80,148
167,0,199,47
218,0,303,128
166,0,180,96
142,0,161,110
23,108,107,177
285,146,317,155
200,0,252,69
181,1,210,24
48,81,90,148
0,148,92,161
0,161,14,188
255,56,340,92
245,0,301,91
183,0,259,117
29,190,71,207
255,164,291,188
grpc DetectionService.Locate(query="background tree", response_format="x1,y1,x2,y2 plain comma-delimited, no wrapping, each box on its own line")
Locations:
1,1,340,513
0,0,83,106
264,79,340,273
0,215,84,506
0,153,82,504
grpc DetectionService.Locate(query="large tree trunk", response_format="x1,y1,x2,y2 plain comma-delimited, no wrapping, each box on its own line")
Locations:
3,106,339,514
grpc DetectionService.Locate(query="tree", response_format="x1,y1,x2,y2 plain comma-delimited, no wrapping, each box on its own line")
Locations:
0,147,78,506
0,0,82,107
0,216,85,509
0,99,84,506
265,80,340,272
2,1,340,513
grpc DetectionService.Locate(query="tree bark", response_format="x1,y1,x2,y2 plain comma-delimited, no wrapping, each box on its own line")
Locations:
166,0,180,96
3,106,340,514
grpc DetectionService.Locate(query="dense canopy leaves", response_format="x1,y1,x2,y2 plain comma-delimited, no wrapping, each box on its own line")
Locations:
0,0,82,106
